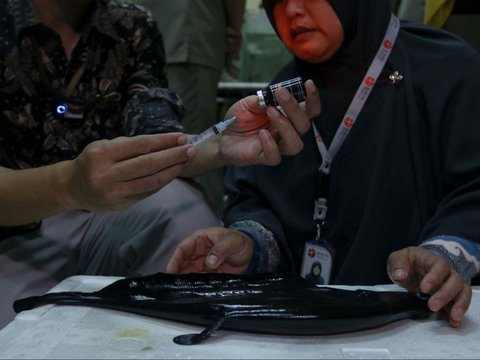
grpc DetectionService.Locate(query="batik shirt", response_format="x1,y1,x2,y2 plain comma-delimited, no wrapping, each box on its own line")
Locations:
0,0,184,169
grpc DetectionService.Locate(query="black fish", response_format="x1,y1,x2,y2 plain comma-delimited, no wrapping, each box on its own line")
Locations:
13,272,432,345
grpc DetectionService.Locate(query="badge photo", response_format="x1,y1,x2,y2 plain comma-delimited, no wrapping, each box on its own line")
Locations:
301,240,333,285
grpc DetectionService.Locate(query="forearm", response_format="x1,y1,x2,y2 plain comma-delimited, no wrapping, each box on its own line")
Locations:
224,0,247,31
0,162,73,226
223,0,246,72
229,220,281,273
421,236,480,283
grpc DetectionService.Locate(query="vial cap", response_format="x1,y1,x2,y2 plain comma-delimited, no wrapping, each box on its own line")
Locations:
257,90,267,109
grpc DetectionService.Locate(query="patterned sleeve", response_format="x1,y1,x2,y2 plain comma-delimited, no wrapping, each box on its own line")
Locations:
228,220,280,273
123,88,184,136
420,235,480,284
119,5,185,136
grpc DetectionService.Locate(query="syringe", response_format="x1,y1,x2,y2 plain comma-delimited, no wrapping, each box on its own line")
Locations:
188,116,236,146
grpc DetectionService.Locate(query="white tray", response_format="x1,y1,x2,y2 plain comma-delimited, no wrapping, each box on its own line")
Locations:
0,276,478,359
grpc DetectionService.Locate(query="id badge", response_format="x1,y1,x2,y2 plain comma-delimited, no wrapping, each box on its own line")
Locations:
301,240,333,285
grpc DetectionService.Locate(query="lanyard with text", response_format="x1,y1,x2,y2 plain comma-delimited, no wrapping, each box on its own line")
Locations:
312,14,400,241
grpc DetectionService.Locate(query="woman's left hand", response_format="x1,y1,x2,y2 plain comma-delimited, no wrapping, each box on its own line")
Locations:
387,246,472,328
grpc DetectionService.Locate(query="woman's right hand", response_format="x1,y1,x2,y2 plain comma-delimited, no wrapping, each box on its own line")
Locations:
166,227,255,274
219,79,320,166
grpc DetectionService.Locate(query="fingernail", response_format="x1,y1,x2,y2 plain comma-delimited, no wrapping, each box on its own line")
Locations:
393,269,406,278
206,254,218,267
429,298,440,312
421,279,433,293
186,146,197,158
452,307,464,321
177,134,188,145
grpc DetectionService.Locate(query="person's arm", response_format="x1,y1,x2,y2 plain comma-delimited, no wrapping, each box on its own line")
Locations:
121,6,185,137
0,6,193,227
224,0,247,33
420,236,480,284
0,133,194,226
388,46,480,327
0,163,69,226
228,220,280,274
223,0,247,78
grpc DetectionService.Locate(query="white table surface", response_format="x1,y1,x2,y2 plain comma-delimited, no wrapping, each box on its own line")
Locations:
0,275,478,359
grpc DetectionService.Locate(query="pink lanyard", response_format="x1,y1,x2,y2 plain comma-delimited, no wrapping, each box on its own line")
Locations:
312,14,401,240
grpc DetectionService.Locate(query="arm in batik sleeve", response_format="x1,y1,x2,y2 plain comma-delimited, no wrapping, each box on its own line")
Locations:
229,220,280,274
121,9,184,136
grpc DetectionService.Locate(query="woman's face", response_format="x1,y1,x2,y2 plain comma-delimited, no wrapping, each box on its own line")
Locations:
273,0,344,63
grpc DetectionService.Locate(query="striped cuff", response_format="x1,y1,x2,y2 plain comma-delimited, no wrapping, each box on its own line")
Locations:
420,235,480,284
228,220,280,274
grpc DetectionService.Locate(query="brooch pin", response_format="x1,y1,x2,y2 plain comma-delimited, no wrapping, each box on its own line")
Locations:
389,71,404,85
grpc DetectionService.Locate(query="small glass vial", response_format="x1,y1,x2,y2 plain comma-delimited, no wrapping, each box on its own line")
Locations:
257,77,306,109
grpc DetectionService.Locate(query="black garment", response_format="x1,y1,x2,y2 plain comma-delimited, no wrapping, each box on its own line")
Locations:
224,0,480,285
453,0,480,14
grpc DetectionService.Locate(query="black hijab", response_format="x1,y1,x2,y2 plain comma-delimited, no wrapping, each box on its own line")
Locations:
224,0,480,284
262,0,397,138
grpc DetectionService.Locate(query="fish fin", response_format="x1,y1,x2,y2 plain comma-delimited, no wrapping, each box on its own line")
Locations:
173,316,226,345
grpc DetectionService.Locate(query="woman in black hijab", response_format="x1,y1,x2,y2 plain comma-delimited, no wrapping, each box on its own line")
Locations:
167,0,480,327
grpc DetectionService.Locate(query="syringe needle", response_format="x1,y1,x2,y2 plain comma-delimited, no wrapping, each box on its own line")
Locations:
188,116,236,146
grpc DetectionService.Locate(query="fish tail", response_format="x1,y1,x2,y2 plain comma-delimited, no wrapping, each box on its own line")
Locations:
13,292,96,313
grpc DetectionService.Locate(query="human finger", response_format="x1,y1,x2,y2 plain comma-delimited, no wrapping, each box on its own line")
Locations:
256,128,282,165
447,284,472,327
106,133,188,162
165,234,198,274
165,233,211,274
110,145,195,182
387,247,416,290
426,272,471,327
424,266,464,311
225,96,270,136
166,227,229,273
165,244,185,274
304,79,321,119
204,231,254,271
417,255,454,295
267,107,305,156
274,87,311,135
111,162,190,204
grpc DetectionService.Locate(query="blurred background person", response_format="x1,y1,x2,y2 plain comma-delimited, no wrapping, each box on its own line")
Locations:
392,0,480,51
136,0,247,213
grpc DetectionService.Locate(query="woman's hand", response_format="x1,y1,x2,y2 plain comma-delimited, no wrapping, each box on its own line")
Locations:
387,246,472,328
166,227,255,274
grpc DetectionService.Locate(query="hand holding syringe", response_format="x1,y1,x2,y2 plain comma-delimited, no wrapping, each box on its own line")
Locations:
187,116,236,146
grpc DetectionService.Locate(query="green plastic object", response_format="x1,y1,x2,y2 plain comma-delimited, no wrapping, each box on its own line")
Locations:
237,10,293,83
